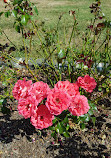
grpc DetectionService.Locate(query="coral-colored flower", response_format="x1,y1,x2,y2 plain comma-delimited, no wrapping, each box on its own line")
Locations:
72,82,80,96
30,104,54,130
18,96,38,119
77,75,97,93
29,81,50,104
12,78,32,100
54,80,78,98
46,89,71,115
68,95,90,116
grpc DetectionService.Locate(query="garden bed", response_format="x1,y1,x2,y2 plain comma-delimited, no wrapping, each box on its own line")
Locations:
0,70,111,158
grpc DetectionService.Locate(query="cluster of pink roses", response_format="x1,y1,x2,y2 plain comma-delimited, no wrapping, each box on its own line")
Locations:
12,75,97,130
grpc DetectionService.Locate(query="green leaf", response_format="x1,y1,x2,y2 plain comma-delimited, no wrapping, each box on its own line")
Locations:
79,114,90,122
89,102,97,111
29,14,33,21
21,14,29,25
63,131,70,138
12,10,17,18
48,126,55,130
15,25,20,33
33,6,38,15
88,109,93,116
0,99,4,105
51,131,57,139
13,0,22,5
91,104,97,111
85,115,90,122
102,83,106,88
58,49,66,59
80,123,86,130
106,65,111,71
98,87,102,92
52,117,57,124
56,122,65,134
66,124,70,131
2,81,7,86
92,117,96,126
5,11,11,18
0,12,4,17
2,98,7,106
63,117,68,123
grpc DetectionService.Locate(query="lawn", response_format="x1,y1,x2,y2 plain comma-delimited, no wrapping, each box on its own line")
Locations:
0,0,111,51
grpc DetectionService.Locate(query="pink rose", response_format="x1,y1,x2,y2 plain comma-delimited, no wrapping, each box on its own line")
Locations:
30,104,54,130
54,80,79,98
72,82,80,96
29,81,50,104
77,75,97,93
46,89,71,115
18,96,38,119
12,78,32,100
68,95,90,116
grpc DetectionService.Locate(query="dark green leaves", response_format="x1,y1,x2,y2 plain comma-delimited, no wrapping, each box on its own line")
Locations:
56,122,65,134
15,25,20,33
5,11,11,18
80,123,86,130
79,114,90,122
13,0,22,5
88,109,94,116
0,12,4,17
49,115,70,139
89,101,97,111
21,14,29,25
63,131,70,137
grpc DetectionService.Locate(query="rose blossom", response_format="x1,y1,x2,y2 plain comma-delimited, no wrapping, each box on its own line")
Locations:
46,89,71,115
72,82,80,96
68,95,90,116
30,104,54,130
12,78,32,100
18,96,38,119
77,75,97,93
29,81,50,104
54,80,79,98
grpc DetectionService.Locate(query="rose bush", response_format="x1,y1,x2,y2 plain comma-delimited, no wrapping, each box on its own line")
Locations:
12,75,97,130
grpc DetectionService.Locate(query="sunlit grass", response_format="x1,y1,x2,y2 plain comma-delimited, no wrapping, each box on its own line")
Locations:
0,0,111,58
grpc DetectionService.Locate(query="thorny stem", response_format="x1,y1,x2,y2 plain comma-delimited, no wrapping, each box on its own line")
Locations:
69,20,76,46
